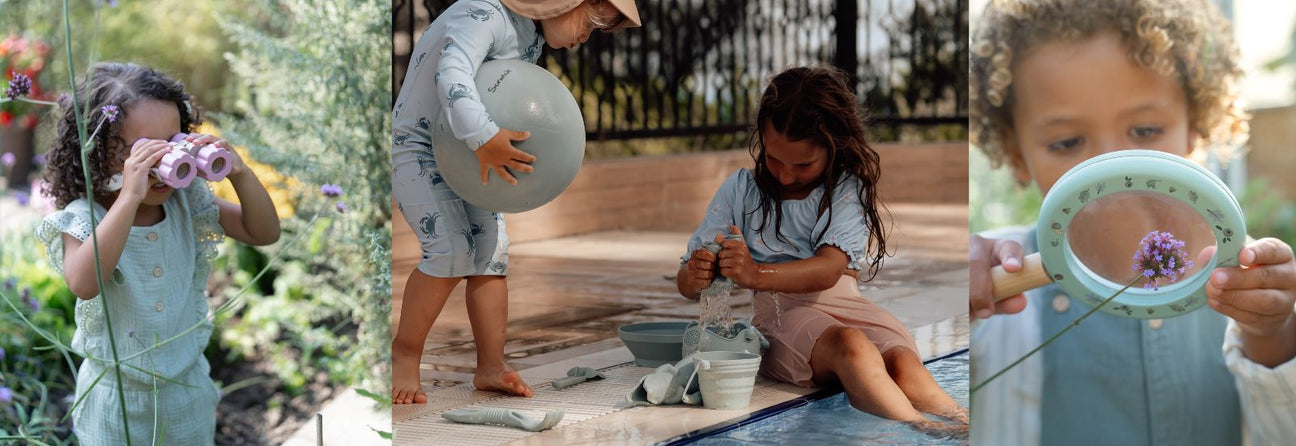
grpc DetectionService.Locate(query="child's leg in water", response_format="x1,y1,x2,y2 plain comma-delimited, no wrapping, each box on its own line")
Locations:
883,348,966,423
809,326,924,421
392,270,461,404
465,275,533,397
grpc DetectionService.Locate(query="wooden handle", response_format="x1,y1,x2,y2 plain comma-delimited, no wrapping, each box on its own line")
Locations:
990,252,1052,301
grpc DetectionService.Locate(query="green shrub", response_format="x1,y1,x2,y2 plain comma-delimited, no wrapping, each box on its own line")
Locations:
213,0,392,403
1238,177,1296,244
1,225,77,444
969,147,1043,233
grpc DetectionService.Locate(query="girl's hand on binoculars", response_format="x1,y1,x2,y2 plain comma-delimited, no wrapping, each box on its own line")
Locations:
119,139,173,204
476,128,537,186
184,133,249,178
219,146,250,179
180,132,232,151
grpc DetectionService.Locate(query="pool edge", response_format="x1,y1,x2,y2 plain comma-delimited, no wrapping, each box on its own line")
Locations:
658,347,971,445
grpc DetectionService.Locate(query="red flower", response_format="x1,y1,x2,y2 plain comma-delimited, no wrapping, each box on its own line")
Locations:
0,34,52,127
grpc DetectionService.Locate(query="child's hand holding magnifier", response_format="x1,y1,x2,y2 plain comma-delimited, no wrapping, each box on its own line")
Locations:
969,234,1029,319
1205,238,1296,367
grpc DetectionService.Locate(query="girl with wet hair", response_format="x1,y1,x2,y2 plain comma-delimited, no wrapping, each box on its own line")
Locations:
678,66,966,434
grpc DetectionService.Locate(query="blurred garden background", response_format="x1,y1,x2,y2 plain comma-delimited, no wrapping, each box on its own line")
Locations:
1,0,391,444
969,0,1296,247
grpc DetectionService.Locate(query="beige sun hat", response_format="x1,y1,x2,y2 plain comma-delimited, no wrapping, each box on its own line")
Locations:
500,0,642,30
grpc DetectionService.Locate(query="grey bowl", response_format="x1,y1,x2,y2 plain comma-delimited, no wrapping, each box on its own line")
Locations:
618,321,690,367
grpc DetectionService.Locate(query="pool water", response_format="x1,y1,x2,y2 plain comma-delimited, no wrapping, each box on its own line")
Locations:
672,350,969,445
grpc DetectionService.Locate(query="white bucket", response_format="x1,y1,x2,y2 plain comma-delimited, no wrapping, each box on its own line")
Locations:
694,351,761,410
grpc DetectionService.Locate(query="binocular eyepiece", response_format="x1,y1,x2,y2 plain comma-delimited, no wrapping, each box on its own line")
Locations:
152,133,235,189
104,133,235,192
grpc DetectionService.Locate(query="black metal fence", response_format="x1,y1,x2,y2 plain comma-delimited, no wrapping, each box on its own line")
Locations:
393,0,967,148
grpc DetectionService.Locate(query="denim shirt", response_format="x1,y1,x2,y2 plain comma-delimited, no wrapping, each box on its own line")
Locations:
974,226,1241,445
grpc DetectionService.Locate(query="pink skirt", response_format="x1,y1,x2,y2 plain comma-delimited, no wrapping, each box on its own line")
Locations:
751,275,918,387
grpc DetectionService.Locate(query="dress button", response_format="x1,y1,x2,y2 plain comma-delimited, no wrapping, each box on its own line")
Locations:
1052,294,1070,313
155,302,164,312
153,267,163,277
1148,319,1164,329
147,232,158,242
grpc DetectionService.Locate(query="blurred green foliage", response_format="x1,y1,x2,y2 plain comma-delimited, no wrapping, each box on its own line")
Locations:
969,147,1042,234
1238,177,1296,245
212,0,392,402
0,0,258,115
0,225,77,444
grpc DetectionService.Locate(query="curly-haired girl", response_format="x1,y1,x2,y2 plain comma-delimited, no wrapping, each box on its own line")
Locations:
37,62,280,445
678,66,966,433
967,1,1296,444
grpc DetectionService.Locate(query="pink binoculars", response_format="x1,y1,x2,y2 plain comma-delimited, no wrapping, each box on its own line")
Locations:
150,133,235,189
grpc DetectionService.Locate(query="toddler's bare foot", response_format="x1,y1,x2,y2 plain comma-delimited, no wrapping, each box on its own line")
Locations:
473,366,534,397
392,350,427,405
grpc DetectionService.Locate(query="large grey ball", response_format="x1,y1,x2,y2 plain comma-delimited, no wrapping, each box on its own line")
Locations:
433,59,586,213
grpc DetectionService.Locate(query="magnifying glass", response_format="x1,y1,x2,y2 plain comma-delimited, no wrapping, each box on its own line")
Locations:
990,149,1245,319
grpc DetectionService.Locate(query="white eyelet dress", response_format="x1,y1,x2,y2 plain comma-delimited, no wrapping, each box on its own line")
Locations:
36,180,223,446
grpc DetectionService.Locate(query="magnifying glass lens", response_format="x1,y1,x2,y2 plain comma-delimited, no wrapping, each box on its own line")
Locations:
1068,190,1216,288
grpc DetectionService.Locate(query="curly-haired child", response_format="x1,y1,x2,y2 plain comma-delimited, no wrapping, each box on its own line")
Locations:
967,1,1296,444
37,62,280,445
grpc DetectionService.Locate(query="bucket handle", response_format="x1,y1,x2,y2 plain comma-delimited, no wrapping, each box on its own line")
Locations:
697,359,710,372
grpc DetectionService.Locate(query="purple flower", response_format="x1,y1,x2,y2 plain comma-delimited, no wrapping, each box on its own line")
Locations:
320,183,343,197
4,73,31,100
102,105,120,123
1132,230,1193,290
0,346,5,361
1,152,13,167
335,201,348,213
32,153,47,166
0,387,10,404
14,191,29,207
3,278,13,290
21,287,37,312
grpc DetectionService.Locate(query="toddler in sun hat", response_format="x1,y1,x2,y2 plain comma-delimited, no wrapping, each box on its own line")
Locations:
500,0,640,31
390,0,639,405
